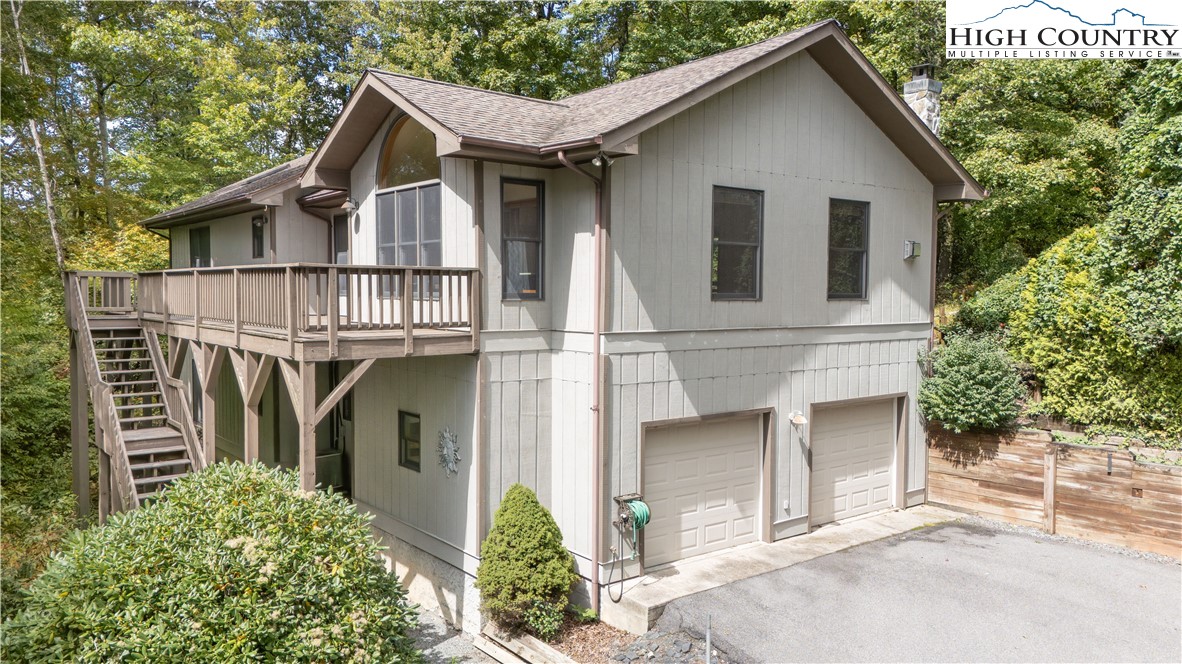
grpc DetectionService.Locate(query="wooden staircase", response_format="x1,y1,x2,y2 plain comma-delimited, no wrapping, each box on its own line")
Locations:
90,327,194,502
67,272,205,515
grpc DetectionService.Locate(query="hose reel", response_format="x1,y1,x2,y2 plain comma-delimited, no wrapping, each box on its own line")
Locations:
613,493,650,560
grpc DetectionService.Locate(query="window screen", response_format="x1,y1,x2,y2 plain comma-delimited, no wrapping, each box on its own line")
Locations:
711,186,763,300
827,199,869,299
502,179,544,300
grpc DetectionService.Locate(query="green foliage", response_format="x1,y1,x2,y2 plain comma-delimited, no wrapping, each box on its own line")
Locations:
945,269,1026,338
956,61,1182,440
2,463,421,663
476,484,577,641
919,335,1025,434
941,60,1132,286
569,605,599,624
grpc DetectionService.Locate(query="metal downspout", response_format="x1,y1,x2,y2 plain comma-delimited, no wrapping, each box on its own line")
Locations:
557,150,605,614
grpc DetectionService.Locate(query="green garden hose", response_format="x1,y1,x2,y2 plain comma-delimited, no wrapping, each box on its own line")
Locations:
625,499,649,560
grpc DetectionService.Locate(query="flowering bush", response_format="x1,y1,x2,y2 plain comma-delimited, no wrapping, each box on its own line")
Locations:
2,462,421,663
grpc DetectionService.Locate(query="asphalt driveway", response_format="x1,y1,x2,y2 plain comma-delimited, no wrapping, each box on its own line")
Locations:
653,518,1182,663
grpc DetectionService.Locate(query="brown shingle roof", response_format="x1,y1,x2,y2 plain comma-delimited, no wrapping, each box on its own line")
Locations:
369,21,826,149
143,153,312,225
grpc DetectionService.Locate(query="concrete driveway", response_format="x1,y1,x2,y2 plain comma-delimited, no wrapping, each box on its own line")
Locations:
653,518,1182,663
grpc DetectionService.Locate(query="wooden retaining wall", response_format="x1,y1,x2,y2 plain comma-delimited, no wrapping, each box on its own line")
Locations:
927,427,1182,558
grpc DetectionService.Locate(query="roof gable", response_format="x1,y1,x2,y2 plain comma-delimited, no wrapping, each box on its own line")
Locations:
301,20,982,200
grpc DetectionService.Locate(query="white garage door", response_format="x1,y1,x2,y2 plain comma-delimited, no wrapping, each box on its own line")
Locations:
643,417,760,567
810,400,896,526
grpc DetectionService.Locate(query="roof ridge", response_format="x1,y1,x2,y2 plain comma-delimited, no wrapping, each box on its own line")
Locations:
558,20,831,104
368,69,570,108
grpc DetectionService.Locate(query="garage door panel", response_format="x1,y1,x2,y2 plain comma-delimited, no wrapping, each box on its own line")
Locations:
644,417,761,566
811,400,896,526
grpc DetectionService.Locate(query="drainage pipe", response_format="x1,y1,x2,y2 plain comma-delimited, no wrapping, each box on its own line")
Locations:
557,150,606,614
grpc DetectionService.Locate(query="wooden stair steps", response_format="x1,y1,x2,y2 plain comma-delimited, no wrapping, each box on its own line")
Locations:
115,402,163,411
130,458,191,472
126,441,187,457
119,414,168,424
133,472,186,487
110,379,160,387
111,391,162,399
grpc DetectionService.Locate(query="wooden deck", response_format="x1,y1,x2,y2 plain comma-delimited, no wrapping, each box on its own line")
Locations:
75,265,481,361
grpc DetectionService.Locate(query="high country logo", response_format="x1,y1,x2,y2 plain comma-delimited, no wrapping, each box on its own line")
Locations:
946,0,1182,59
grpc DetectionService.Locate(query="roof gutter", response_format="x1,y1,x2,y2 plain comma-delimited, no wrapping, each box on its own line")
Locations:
457,134,604,159
557,150,606,615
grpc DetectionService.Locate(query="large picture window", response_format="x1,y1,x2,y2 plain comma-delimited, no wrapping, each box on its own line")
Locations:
502,179,544,300
711,186,763,300
375,115,442,286
827,199,870,300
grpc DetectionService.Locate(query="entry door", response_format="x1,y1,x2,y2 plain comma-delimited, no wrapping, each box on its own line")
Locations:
810,400,896,525
643,416,761,566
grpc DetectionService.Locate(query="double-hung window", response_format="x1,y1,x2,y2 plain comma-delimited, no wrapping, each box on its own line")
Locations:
502,179,544,300
827,199,870,299
711,186,763,300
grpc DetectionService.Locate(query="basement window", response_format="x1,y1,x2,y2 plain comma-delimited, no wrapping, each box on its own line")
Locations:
827,199,870,300
711,186,763,300
399,411,421,472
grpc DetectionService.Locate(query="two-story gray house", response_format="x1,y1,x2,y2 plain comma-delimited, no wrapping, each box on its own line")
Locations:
65,20,982,636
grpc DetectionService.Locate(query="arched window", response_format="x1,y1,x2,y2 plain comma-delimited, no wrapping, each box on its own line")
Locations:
378,115,440,189
376,115,441,269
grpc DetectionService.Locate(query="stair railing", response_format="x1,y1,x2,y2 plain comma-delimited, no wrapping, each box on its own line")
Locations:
66,272,141,510
144,331,205,470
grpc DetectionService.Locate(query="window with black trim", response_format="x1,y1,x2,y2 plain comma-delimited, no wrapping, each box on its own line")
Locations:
398,411,420,472
251,215,265,259
502,179,544,300
711,186,763,300
827,199,870,300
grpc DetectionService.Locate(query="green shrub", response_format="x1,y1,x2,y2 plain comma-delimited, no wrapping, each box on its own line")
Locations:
475,484,577,641
919,335,1025,433
946,269,1027,338
2,462,421,663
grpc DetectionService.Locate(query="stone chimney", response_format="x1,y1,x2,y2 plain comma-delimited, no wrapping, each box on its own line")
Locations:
903,63,942,135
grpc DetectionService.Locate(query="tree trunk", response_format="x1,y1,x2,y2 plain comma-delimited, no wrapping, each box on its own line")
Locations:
96,75,113,229
9,0,66,273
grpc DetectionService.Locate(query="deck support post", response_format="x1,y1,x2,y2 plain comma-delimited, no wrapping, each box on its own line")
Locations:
299,360,317,491
200,344,225,464
70,334,91,518
243,353,274,463
98,451,111,523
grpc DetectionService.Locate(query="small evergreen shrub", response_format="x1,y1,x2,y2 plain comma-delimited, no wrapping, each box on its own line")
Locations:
475,484,577,641
919,335,1025,433
2,462,421,663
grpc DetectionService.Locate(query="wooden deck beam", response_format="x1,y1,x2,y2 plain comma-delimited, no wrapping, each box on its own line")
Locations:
313,358,376,426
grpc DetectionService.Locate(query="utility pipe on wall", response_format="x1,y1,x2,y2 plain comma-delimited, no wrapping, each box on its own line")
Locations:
557,150,606,613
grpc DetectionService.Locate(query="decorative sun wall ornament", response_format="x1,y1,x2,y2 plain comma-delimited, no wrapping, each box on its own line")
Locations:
437,427,461,477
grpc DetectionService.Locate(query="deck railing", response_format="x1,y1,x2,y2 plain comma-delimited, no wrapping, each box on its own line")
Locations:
137,264,480,355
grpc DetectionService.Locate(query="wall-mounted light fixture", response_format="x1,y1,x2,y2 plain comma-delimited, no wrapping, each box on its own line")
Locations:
342,197,359,213
788,411,808,427
251,214,268,228
903,240,921,260
591,152,615,168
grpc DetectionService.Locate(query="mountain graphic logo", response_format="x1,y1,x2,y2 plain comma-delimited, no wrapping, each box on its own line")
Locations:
960,0,1170,27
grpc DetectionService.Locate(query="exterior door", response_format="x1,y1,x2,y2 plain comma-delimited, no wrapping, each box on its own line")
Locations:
810,399,896,525
332,213,349,295
643,416,761,566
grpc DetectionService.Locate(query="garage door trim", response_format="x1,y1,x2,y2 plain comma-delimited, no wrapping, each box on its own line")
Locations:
639,408,774,572
806,395,907,531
